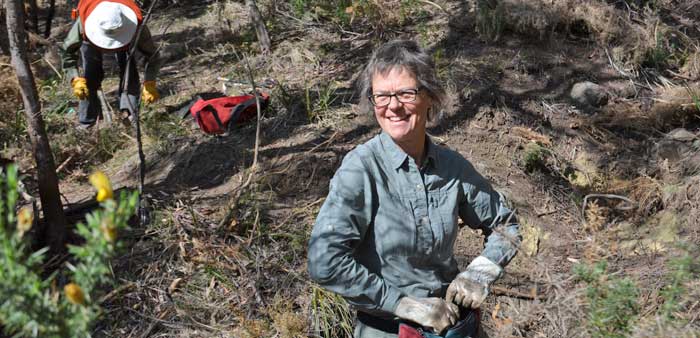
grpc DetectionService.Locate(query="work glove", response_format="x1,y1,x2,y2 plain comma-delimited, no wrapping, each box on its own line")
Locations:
71,77,88,100
141,80,160,104
394,296,460,335
446,256,503,309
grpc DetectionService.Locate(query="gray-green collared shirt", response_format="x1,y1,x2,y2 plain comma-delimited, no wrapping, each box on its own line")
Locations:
308,132,520,316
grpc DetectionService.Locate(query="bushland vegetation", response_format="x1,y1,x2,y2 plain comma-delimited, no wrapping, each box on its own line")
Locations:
1,0,699,337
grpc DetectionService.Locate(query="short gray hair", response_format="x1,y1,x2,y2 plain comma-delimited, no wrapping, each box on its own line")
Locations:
358,39,445,120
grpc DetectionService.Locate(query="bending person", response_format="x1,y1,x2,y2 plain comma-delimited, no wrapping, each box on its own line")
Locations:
61,0,161,128
308,39,521,338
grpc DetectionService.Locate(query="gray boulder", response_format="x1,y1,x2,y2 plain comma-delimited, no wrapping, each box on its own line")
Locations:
571,81,609,113
666,128,698,142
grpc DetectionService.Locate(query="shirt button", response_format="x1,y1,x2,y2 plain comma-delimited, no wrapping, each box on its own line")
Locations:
416,184,423,191
420,217,429,225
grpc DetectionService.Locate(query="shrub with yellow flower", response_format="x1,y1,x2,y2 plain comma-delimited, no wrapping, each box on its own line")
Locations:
64,283,86,305
16,207,33,238
89,170,113,202
2,165,140,337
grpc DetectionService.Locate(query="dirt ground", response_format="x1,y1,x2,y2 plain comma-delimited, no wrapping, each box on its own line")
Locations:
2,0,700,337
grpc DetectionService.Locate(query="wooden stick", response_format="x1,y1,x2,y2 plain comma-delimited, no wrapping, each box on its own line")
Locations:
55,154,74,174
492,285,540,300
97,89,114,124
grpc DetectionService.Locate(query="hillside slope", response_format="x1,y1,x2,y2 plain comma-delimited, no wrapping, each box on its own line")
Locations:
1,0,699,337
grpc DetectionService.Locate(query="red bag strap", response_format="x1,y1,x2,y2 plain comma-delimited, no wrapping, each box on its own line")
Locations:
77,0,143,33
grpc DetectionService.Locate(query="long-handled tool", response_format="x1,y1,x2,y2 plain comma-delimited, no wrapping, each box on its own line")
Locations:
122,0,158,226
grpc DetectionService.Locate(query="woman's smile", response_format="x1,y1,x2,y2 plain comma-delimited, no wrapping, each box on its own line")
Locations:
371,67,431,154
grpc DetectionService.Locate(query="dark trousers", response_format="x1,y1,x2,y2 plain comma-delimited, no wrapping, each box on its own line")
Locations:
78,41,140,125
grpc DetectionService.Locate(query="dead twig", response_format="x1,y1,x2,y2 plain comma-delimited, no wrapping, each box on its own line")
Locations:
97,89,114,124
305,130,339,154
42,55,62,80
99,281,136,304
492,285,540,300
55,154,74,174
536,208,562,217
246,209,260,245
417,0,447,13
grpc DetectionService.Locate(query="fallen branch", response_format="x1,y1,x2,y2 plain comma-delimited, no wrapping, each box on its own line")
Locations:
492,285,540,301
97,89,114,124
55,154,74,174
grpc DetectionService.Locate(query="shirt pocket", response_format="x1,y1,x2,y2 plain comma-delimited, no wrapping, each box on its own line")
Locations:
374,193,416,258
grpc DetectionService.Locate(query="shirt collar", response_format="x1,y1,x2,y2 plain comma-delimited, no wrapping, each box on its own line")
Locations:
424,136,439,169
379,132,439,170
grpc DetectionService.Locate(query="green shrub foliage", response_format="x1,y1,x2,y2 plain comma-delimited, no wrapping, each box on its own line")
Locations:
0,165,138,338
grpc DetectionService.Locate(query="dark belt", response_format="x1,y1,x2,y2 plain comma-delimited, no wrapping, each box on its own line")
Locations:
357,311,401,334
356,308,480,336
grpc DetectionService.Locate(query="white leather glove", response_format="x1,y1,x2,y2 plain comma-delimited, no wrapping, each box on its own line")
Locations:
446,256,503,309
394,296,460,335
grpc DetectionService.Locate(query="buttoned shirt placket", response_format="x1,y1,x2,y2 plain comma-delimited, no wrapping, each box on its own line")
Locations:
406,158,433,262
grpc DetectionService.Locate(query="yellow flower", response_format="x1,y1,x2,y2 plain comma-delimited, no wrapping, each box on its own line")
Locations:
100,218,117,242
16,207,33,237
64,283,85,305
89,171,113,202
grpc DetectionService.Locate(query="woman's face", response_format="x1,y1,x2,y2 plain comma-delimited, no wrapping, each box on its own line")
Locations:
371,67,431,147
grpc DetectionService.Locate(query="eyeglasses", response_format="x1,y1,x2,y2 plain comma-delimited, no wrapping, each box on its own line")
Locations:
368,88,420,107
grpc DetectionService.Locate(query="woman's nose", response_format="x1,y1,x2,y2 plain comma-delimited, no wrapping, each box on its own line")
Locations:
387,94,403,111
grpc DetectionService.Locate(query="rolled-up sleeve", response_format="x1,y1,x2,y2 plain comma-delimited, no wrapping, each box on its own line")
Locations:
308,152,404,313
61,21,82,81
458,161,521,267
136,25,160,82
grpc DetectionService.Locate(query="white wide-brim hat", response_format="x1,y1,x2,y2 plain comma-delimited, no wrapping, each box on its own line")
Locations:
84,2,138,50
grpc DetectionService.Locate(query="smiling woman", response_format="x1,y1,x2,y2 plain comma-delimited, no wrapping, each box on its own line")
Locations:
308,40,521,338
370,68,431,164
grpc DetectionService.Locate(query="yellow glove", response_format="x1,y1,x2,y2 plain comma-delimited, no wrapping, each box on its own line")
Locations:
71,77,88,100
141,81,160,104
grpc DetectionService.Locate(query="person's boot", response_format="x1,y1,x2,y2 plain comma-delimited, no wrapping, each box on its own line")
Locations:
76,123,95,131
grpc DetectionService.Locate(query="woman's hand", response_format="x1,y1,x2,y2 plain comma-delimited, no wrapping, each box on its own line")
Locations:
445,274,489,309
446,256,503,309
394,296,460,334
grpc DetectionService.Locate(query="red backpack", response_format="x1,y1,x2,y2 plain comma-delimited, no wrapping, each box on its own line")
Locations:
189,93,270,134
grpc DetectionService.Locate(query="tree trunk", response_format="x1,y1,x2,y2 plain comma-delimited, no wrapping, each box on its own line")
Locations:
6,0,67,253
245,0,271,54
44,0,55,38
26,0,39,33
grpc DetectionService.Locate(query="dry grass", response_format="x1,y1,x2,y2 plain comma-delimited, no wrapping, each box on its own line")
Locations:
494,0,699,72
0,57,22,145
590,82,700,134
610,176,664,218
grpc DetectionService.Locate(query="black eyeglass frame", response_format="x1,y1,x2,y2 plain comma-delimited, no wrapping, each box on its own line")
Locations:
368,88,422,107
